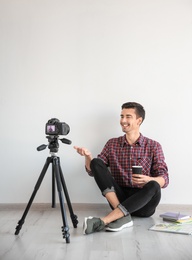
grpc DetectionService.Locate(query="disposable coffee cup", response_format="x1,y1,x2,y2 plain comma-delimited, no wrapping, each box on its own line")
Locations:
132,166,142,174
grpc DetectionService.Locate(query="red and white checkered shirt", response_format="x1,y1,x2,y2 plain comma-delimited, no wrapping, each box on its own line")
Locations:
95,134,169,188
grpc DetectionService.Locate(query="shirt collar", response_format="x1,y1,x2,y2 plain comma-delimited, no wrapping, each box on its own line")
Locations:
122,133,144,147
136,133,144,146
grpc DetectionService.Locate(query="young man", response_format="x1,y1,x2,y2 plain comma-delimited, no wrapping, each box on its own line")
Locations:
74,102,169,235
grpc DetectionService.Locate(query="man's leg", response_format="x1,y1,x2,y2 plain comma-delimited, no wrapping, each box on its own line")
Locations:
90,158,127,210
104,181,161,231
83,158,132,234
91,159,161,217
121,181,161,217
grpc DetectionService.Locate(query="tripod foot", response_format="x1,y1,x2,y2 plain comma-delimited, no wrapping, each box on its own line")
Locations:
71,214,78,228
15,219,25,235
61,226,70,243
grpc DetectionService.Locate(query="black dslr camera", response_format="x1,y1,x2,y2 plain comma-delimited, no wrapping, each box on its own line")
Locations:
45,118,70,136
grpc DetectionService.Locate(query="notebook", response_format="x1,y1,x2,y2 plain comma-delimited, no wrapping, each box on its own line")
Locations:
159,212,190,221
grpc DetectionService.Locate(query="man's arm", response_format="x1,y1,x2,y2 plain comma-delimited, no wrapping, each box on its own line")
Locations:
132,174,165,188
132,141,169,188
74,146,93,171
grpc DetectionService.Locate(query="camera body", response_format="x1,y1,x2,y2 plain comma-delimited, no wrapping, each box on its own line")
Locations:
45,118,70,136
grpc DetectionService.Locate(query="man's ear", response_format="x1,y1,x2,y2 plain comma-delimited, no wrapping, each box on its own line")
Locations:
138,117,143,125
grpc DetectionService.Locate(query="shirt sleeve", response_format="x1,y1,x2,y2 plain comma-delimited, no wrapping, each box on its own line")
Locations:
151,142,169,188
85,166,94,176
97,140,110,166
85,140,110,176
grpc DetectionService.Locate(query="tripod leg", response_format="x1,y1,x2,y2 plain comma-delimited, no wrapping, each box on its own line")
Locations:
58,160,78,228
53,157,70,243
52,163,56,208
15,157,52,235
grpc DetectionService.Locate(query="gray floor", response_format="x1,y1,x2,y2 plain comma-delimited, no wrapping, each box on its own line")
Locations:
0,203,192,260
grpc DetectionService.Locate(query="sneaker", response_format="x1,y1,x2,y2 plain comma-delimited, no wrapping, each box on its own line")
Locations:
105,215,133,232
83,216,105,235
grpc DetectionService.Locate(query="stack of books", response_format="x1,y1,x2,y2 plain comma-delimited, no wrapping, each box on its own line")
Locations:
159,212,191,223
149,212,192,235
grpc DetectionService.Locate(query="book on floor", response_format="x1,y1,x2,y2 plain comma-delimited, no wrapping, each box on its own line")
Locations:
149,222,192,235
163,217,192,224
159,212,191,222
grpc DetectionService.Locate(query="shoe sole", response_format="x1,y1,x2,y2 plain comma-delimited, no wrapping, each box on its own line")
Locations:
105,220,133,232
83,216,93,235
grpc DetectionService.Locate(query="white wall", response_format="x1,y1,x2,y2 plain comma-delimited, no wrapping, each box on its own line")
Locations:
0,0,192,204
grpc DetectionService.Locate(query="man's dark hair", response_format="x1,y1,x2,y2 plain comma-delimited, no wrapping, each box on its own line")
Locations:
121,102,145,123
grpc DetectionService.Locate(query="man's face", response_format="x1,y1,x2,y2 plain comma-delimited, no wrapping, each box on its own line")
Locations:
120,108,142,133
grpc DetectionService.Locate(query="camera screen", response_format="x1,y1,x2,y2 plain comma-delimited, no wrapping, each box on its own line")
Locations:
47,125,56,133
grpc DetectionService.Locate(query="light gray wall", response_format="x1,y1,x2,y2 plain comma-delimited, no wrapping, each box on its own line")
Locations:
0,0,192,204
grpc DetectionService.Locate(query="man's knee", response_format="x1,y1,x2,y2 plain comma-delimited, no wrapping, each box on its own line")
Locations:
90,158,100,167
145,180,161,194
90,158,105,172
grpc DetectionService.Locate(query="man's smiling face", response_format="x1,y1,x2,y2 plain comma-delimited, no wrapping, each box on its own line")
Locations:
120,108,142,134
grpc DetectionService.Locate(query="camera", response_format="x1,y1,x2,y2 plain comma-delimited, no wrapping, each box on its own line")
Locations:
45,118,70,136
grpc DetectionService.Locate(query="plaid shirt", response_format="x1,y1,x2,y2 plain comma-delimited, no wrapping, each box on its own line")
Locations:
94,134,169,188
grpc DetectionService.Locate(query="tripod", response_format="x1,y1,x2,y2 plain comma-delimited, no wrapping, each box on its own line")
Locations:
15,135,78,244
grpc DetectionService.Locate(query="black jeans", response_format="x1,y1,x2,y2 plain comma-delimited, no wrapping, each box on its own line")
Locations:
90,158,161,217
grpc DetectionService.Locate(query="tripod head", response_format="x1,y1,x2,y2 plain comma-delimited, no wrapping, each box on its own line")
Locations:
37,135,72,153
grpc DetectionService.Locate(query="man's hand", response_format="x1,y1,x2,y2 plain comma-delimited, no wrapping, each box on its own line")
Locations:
73,146,92,157
132,174,165,188
74,146,93,172
132,174,151,187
